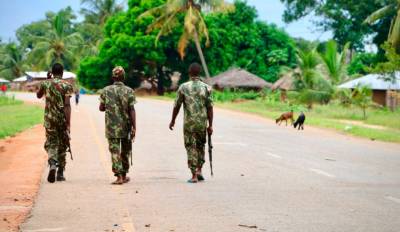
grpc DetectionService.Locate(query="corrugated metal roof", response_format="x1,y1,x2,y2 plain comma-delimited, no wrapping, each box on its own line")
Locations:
13,76,27,82
0,78,10,83
25,71,76,79
339,72,400,90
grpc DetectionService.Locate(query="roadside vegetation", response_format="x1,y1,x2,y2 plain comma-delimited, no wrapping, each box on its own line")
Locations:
0,95,43,139
157,90,400,143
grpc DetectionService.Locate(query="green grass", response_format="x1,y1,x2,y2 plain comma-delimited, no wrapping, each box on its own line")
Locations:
150,93,400,143
0,95,43,139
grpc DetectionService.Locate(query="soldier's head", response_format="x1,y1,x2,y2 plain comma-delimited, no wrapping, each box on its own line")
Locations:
52,63,64,78
112,66,125,82
188,63,202,78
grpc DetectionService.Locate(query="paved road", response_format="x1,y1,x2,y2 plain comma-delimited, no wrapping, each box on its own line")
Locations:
14,93,400,232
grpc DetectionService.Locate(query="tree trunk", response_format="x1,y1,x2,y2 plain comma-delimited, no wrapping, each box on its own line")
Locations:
193,30,211,79
363,107,366,120
157,65,164,96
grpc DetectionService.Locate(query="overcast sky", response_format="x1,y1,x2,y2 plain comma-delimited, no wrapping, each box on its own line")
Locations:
0,0,331,42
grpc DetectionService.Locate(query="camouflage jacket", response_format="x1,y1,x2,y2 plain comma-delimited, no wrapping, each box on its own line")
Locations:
100,82,136,138
174,77,213,132
39,77,73,130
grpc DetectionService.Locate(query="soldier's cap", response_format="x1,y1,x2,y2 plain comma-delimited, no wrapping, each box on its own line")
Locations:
112,66,125,79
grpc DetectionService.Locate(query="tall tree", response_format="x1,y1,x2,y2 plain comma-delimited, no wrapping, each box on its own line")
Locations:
80,0,124,25
140,0,231,78
294,49,333,108
28,11,84,70
0,43,29,80
364,0,400,53
319,40,349,85
280,0,394,52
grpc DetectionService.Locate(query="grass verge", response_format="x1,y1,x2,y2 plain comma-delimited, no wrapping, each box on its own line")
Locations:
150,95,400,143
0,95,43,139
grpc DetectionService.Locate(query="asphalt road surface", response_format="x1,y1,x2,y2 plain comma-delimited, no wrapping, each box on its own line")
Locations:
14,93,400,232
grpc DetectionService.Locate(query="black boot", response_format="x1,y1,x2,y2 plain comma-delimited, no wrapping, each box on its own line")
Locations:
47,159,57,183
56,167,66,181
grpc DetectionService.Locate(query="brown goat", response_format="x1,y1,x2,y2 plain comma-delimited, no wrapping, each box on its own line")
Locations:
276,110,294,126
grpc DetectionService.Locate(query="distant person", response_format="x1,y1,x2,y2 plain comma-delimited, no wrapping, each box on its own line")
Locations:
169,63,214,183
1,84,7,94
75,89,80,105
37,63,73,183
99,66,136,185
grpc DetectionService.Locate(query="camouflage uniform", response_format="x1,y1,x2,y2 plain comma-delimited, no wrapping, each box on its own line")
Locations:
174,77,213,174
100,69,136,177
39,77,73,169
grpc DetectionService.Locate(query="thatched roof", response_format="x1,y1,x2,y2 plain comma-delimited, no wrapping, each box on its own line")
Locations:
205,68,272,89
271,70,296,91
0,78,10,83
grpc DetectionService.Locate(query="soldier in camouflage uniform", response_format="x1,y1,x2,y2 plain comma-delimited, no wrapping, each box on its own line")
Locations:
99,66,136,185
37,63,73,183
169,63,214,183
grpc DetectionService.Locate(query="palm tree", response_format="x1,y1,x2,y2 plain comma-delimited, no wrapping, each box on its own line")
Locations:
319,40,350,85
80,0,124,25
0,43,29,80
140,0,231,79
295,49,333,108
28,12,83,70
364,0,400,53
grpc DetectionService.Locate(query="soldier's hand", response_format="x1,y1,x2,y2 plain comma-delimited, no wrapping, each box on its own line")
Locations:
169,121,175,131
207,126,213,135
131,128,136,139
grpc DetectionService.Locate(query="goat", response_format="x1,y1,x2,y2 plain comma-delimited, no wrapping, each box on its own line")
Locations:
276,110,294,126
293,112,306,130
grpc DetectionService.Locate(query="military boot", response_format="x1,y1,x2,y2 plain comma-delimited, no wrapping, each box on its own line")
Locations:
47,159,57,183
56,167,66,181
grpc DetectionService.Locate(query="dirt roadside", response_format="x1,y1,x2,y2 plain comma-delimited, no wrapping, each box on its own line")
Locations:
0,125,46,232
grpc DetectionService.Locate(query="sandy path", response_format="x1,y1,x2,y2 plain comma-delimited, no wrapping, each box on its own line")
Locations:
0,125,46,232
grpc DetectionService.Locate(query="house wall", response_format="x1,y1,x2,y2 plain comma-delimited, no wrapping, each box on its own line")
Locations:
372,90,387,106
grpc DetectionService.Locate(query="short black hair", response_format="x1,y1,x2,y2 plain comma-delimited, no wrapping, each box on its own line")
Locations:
52,63,64,76
188,63,202,77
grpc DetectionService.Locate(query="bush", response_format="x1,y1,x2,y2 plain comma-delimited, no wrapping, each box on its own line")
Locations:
0,95,22,106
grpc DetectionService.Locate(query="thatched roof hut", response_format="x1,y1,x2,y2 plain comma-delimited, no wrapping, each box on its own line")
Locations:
205,68,272,90
271,69,298,91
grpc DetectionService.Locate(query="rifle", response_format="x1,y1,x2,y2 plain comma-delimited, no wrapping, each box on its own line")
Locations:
127,127,135,166
208,132,213,177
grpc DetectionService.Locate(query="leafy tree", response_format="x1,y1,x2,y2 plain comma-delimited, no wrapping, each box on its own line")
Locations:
319,40,349,85
347,52,378,75
28,11,84,71
373,42,400,110
140,0,231,78
280,0,394,52
79,0,172,90
364,0,400,53
80,0,124,25
196,0,296,82
294,49,333,108
0,43,29,80
352,84,373,119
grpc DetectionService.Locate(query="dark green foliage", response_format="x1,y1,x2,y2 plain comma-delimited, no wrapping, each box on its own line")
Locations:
79,0,296,89
347,53,378,75
280,0,394,53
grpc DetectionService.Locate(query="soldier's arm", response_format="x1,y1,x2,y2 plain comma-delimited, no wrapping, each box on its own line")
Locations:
37,83,45,99
130,106,136,134
99,90,105,111
169,88,183,131
64,95,71,131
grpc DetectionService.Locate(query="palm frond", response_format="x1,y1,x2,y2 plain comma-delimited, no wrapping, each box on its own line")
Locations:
364,5,394,24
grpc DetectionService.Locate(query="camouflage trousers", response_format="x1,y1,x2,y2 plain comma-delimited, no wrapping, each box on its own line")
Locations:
108,138,132,176
184,130,206,174
44,128,68,169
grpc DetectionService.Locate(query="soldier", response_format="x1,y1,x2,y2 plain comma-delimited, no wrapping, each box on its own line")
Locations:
37,63,73,183
99,66,136,185
169,63,214,183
